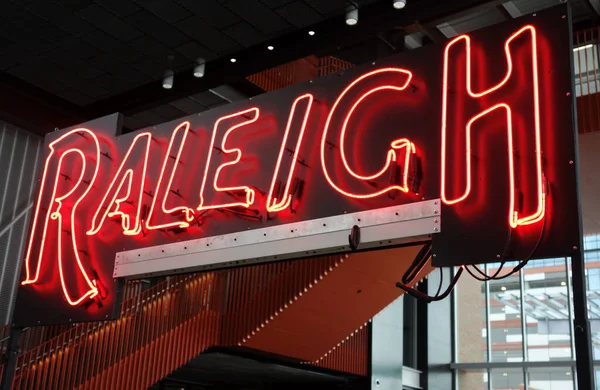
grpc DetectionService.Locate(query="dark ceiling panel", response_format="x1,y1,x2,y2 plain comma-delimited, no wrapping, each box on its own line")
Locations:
175,42,216,61
129,35,189,68
26,1,96,37
123,115,147,130
54,0,94,12
224,22,268,47
263,0,297,7
97,0,141,17
133,109,167,125
189,91,227,107
139,0,192,23
276,1,324,28
128,10,192,47
55,38,98,60
175,0,241,29
82,30,144,64
54,88,95,106
169,97,207,114
177,15,240,53
77,4,144,41
304,0,349,15
152,103,186,120
223,0,293,34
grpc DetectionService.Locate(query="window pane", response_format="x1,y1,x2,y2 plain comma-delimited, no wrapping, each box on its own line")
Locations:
522,259,572,362
490,368,524,390
458,369,488,390
488,264,523,362
527,367,574,390
456,264,488,362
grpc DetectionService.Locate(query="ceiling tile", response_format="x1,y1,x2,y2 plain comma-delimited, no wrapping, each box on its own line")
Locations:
276,1,323,28
304,0,347,15
175,42,216,61
223,22,267,47
77,4,143,41
177,16,239,53
128,10,191,47
83,30,146,64
222,0,291,35
54,88,95,106
138,0,192,23
54,0,94,12
98,0,141,17
262,0,296,7
175,0,241,29
27,1,96,36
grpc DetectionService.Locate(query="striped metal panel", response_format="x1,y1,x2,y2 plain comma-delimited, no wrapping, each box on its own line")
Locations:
0,121,43,325
311,325,369,376
10,256,360,389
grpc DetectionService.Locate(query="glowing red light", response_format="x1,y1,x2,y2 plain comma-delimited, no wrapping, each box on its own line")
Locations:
87,132,151,236
22,129,99,306
320,68,417,199
146,121,195,231
266,94,314,212
197,108,259,211
440,25,545,228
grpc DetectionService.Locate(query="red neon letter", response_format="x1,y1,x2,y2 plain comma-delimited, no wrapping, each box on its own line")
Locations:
197,108,259,211
22,128,100,306
320,68,417,199
87,132,151,236
146,121,195,230
266,94,314,212
440,26,545,228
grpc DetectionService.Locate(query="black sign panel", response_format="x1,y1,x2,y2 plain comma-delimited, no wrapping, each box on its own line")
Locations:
13,5,579,326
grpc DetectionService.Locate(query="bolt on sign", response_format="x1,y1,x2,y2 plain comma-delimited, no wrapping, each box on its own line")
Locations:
14,5,581,326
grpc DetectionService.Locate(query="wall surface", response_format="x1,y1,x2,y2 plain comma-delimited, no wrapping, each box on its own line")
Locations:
0,121,42,325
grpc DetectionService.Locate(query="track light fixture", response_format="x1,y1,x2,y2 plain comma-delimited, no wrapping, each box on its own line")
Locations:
162,70,174,89
393,0,406,9
193,58,205,78
345,5,358,26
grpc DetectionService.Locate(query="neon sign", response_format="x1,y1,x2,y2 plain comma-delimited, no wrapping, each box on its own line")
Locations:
16,7,579,326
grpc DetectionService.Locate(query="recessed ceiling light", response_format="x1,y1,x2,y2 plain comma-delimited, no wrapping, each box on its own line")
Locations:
393,0,406,9
561,281,567,286
308,30,315,36
501,286,507,291
267,45,274,50
230,58,237,63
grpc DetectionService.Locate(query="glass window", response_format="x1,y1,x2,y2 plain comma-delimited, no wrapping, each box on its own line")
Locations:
490,368,524,390
524,260,571,362
457,369,488,390
488,269,523,362
456,264,488,362
573,43,600,97
527,367,574,390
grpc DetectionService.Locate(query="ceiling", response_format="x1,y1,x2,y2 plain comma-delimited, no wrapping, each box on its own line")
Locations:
0,0,598,134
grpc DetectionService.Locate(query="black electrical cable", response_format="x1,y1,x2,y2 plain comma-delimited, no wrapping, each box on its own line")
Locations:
396,266,464,303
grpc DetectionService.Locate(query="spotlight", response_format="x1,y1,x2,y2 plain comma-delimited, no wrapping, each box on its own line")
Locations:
193,58,205,78
393,0,406,9
267,45,274,50
162,70,174,89
230,58,237,63
308,30,315,36
345,6,358,26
